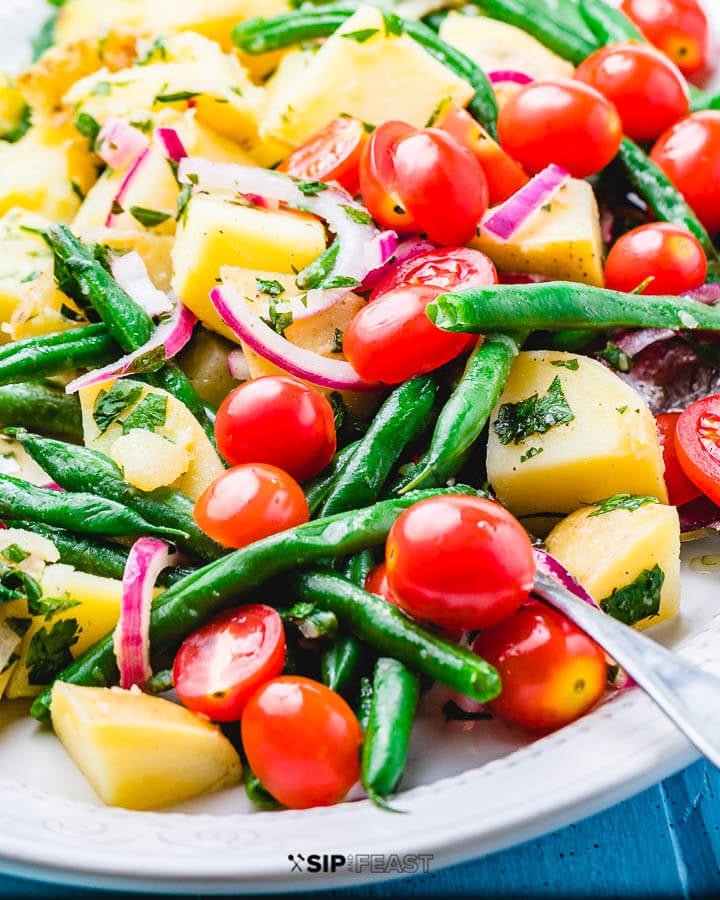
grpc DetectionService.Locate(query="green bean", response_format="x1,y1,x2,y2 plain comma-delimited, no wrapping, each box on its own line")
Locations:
278,601,338,640
0,324,115,385
31,485,475,721
0,474,185,540
393,335,523,494
362,657,419,806
427,280,720,334
0,382,82,438
321,634,366,696
343,549,375,587
11,430,224,562
690,86,720,112
618,138,718,260
304,441,359,516
319,376,437,517
578,0,643,44
356,675,374,733
148,362,218,446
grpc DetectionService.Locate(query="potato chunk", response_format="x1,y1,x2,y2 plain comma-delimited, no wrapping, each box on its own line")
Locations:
51,683,242,809
546,499,681,629
486,351,668,526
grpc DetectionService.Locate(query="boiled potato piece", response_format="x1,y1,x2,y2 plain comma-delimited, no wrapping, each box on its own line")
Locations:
486,351,668,525
0,75,27,137
51,683,242,809
261,5,474,150
546,499,681,629
74,228,174,291
6,270,84,342
172,195,327,341
471,179,605,286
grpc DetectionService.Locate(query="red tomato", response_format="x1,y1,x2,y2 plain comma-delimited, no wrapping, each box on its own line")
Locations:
214,376,336,482
241,676,362,809
365,561,397,603
440,105,529,205
497,79,623,177
359,120,489,244
472,599,608,732
655,411,702,506
278,116,368,193
675,395,720,505
194,463,308,549
650,111,720,236
369,246,498,302
385,495,536,631
604,223,707,294
173,605,285,722
575,42,689,143
620,0,712,79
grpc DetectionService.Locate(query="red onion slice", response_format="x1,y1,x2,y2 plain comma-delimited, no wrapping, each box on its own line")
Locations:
487,70,534,85
154,126,189,163
482,163,571,242
106,148,152,228
97,118,150,171
114,537,175,691
211,284,380,392
111,251,173,317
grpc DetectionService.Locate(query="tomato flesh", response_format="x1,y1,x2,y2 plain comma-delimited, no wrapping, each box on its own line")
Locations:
472,599,608,732
620,0,713,79
604,223,707,295
278,116,368,193
241,676,363,809
369,246,498,302
656,412,702,506
675,396,720,505
173,605,285,722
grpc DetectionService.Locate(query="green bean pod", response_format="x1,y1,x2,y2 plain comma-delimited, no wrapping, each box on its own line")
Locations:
304,441,359,516
0,382,82,438
321,633,366,696
356,675,374,733
578,0,643,44
0,324,115,386
149,362,218,447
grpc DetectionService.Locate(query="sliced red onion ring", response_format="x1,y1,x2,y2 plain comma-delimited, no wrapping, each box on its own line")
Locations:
154,126,188,163
65,300,197,393
227,348,251,381
111,251,173,317
681,283,720,305
97,117,150,171
679,494,720,537
482,163,570,241
177,157,396,320
106,148,151,228
114,538,175,691
487,70,534,85
211,284,380,392
361,237,437,292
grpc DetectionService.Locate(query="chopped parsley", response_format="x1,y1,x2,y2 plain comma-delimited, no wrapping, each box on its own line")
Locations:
89,81,112,97
154,90,202,104
27,594,81,621
264,295,294,337
136,37,168,66
600,565,664,626
122,393,167,434
520,446,544,463
74,112,101,150
341,204,373,225
256,277,286,298
92,382,143,434
296,243,339,291
551,358,579,371
177,183,192,224
382,12,404,36
321,275,360,290
342,28,380,43
5,617,31,637
26,618,81,685
589,494,659,517
128,206,172,229
492,376,574,446
616,405,628,414
1,544,30,564
297,180,329,197
598,343,632,373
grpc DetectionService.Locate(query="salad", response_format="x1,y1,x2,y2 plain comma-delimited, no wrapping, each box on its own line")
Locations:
0,0,718,815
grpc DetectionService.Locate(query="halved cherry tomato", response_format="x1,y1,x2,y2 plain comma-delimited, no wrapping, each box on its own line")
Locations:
278,116,368,193
604,223,707,295
194,463,308,549
655,411,702,506
675,395,720,505
497,79,623,178
369,245,498,302
472,599,608,732
214,376,336,482
439,105,529,205
385,495,536,631
241,676,363,809
359,120,489,244
173,605,285,722
575,42,689,143
620,0,712,80
650,111,720,236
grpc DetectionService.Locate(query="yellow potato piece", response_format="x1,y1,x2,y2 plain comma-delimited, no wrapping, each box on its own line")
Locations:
110,428,194,492
0,74,26,137
51,683,242,810
546,501,681,629
75,228,175,291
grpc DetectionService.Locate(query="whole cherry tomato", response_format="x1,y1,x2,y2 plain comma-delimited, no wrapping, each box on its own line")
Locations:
497,79,623,178
655,411,702,506
365,561,397,603
241,676,363,809
575,42,689,142
675,395,720,505
472,599,608,732
620,0,713,80
385,495,536,631
278,116,368,194
604,223,707,295
359,120,489,244
173,605,285,722
650,111,720,235
194,463,308,549
214,376,336,482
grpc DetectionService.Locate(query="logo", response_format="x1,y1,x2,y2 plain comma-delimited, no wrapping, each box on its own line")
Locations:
287,852,434,875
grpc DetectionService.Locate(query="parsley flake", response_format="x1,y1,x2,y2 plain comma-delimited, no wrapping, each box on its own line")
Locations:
256,277,286,298
598,343,632,373
154,90,201,104
589,494,659,517
297,180,329,197
93,382,143,434
129,206,172,229
551,358,580,371
520,447,544,463
492,376,574,446
600,565,664,626
2,544,30,564
342,28,380,43
122,393,167,434
26,618,81,685
341,204,373,225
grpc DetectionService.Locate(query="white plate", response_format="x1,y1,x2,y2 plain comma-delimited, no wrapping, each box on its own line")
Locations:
1,1,720,893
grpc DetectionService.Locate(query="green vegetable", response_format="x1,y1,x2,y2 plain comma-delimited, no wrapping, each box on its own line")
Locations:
121,393,167,434
578,0,643,44
600,565,664,625
304,440,360,516
93,382,144,433
26,619,80,685
0,382,82,439
278,601,338,640
321,633,366,697
589,494,659,517
128,207,172,229
492,375,574,446
356,675,374,733
0,324,116,386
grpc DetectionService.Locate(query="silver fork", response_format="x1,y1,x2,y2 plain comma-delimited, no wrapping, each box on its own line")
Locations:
535,570,720,768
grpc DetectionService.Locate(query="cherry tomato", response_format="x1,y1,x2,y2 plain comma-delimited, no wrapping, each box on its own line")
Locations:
497,79,623,178
365,561,397,603
604,223,707,295
214,376,336,482
194,463,308,549
655,411,702,506
575,42,689,143
650,111,720,236
472,599,608,732
439,105,529,205
359,120,489,244
241,676,362,809
620,0,712,79
675,395,720,505
385,495,536,631
173,605,285,722
278,116,368,193
369,246,498,302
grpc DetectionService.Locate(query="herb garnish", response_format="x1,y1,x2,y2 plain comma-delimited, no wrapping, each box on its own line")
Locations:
492,376,574,446
600,565,664,626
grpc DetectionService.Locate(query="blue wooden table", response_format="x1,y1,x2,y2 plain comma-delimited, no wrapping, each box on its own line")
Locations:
1,758,718,898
